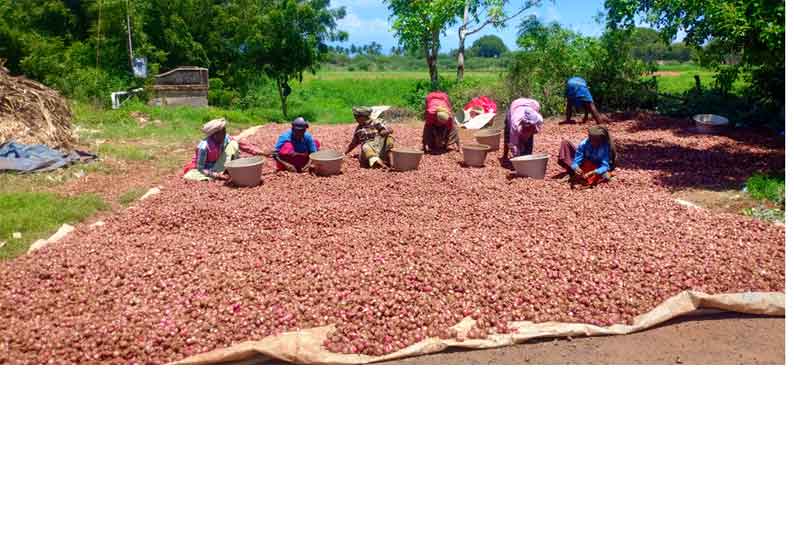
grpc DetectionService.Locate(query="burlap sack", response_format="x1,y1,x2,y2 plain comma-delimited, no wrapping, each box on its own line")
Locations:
176,290,784,365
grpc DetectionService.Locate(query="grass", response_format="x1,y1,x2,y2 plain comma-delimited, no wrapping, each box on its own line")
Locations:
742,171,785,223
118,187,148,206
0,192,107,259
654,62,716,94
745,171,785,205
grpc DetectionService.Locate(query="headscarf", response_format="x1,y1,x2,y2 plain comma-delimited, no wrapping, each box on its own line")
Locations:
588,125,617,168
509,98,542,138
292,117,309,129
521,107,543,131
202,118,227,136
352,106,372,118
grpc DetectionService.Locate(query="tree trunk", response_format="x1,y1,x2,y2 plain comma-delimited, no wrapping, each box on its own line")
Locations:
427,32,441,88
456,33,466,82
277,78,289,118
457,2,470,82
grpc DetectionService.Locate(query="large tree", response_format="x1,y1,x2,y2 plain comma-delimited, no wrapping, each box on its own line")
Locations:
237,0,346,117
470,34,508,58
387,0,462,87
605,0,785,105
455,0,536,81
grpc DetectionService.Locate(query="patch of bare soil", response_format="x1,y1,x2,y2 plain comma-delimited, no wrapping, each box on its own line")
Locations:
672,188,756,215
654,71,683,77
388,313,785,365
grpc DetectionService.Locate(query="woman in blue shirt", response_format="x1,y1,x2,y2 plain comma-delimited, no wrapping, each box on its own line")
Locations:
273,117,320,172
558,125,617,188
563,77,606,125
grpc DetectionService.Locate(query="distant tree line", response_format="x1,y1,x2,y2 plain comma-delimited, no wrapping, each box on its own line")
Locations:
0,0,346,115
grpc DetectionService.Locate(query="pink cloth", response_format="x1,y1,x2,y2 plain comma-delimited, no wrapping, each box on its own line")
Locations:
464,96,497,116
275,139,321,171
508,98,542,156
425,91,453,127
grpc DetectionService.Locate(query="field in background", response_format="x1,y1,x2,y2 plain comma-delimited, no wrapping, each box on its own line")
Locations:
655,62,717,94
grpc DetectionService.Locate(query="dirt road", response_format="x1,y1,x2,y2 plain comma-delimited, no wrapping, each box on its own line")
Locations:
388,312,785,365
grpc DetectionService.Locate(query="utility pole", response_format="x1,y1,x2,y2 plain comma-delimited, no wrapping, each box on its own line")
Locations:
126,0,134,71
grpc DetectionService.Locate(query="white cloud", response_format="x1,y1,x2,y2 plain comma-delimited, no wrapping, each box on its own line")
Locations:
338,13,390,34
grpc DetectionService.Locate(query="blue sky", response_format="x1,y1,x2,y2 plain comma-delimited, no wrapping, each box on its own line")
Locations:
330,0,608,52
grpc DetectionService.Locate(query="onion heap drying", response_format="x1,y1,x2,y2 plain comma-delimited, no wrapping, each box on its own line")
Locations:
0,116,785,363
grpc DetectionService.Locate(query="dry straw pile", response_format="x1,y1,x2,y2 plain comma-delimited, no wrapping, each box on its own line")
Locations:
0,59,75,149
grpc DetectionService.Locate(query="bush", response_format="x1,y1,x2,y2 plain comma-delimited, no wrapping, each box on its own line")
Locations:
505,20,656,116
745,171,785,207
208,78,239,108
656,87,782,129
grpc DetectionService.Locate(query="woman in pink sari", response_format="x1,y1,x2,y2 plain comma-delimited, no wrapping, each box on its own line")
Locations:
501,98,543,165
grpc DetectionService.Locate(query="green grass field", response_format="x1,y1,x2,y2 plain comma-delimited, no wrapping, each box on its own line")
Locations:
0,192,107,259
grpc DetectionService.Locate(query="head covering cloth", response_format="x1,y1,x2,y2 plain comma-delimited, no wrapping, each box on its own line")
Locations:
521,107,544,130
202,118,227,136
588,125,617,168
292,117,309,129
352,106,373,118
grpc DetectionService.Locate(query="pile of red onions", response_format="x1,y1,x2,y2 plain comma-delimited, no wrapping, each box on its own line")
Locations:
0,116,784,363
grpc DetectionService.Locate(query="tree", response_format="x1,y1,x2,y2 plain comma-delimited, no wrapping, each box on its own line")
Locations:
605,0,785,105
627,27,667,63
508,15,595,110
237,0,346,117
470,34,508,58
455,0,537,81
387,0,462,87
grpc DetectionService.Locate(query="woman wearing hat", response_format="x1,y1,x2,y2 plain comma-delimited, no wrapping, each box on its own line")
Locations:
422,91,459,154
502,97,543,164
273,117,320,173
558,125,617,188
182,118,240,181
345,106,394,169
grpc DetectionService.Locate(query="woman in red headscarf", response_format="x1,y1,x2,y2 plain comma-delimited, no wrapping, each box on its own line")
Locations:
422,91,460,154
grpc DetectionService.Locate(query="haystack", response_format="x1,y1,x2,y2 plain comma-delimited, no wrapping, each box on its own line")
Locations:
0,60,75,149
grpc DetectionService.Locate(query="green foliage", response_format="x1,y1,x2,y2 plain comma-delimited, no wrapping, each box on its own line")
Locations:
237,0,346,117
605,0,785,108
0,192,107,259
208,78,240,109
470,35,509,58
742,206,784,223
387,0,464,86
656,87,781,129
627,27,694,62
745,172,785,207
0,0,345,116
506,16,654,115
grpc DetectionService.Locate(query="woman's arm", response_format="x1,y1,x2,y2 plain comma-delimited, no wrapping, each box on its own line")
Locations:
306,134,318,154
196,143,215,177
273,154,297,172
594,146,611,176
571,140,586,173
345,134,358,155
